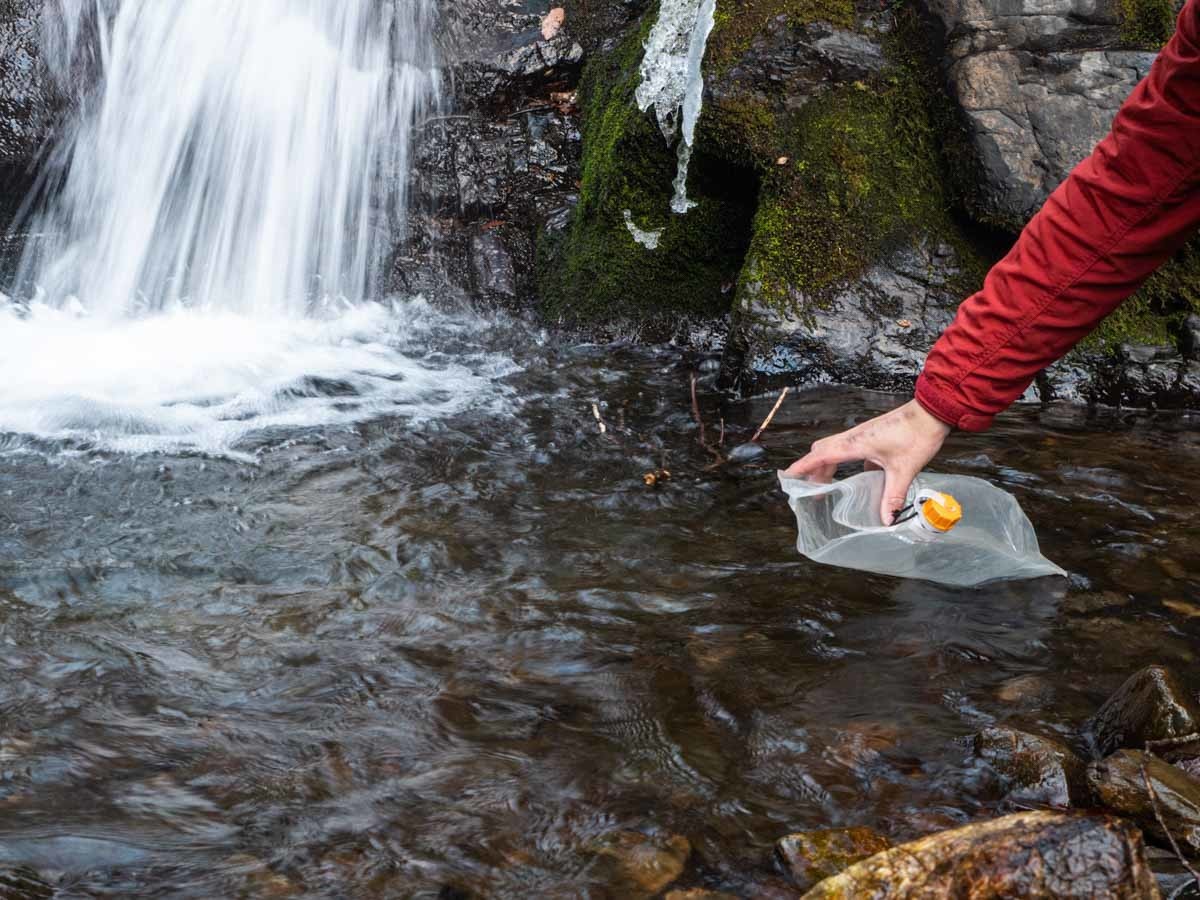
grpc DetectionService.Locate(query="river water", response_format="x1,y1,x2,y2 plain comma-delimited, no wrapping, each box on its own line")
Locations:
3,343,1200,896
3,0,1200,895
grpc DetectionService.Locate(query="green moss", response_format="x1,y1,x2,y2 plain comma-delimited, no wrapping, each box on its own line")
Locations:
1120,0,1175,49
707,0,856,71
537,6,753,323
1084,240,1200,349
737,61,985,323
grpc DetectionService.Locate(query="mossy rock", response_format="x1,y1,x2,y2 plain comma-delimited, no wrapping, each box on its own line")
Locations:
537,6,754,326
1119,0,1176,48
775,827,892,891
707,0,856,73
734,60,984,327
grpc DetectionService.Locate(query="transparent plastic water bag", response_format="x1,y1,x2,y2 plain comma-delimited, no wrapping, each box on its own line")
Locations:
779,470,1067,587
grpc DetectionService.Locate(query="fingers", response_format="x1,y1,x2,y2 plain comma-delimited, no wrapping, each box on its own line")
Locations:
783,454,837,483
880,465,916,527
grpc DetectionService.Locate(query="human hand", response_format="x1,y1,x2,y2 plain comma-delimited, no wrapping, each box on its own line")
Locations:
783,399,952,525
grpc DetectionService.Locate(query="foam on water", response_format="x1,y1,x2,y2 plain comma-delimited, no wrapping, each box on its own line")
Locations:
0,297,516,457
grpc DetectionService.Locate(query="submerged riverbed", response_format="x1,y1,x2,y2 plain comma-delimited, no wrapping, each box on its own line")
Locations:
1,308,1198,896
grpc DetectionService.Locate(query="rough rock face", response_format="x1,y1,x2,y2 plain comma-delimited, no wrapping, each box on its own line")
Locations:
928,0,1152,224
801,811,1161,899
736,242,966,392
0,0,57,213
391,0,599,305
949,48,1154,225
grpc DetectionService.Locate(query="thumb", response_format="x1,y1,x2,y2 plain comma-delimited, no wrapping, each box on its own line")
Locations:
879,466,916,526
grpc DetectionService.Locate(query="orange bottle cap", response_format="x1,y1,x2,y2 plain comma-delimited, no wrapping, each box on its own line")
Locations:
921,493,962,532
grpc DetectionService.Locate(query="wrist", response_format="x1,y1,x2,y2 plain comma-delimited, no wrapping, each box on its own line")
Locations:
905,398,952,440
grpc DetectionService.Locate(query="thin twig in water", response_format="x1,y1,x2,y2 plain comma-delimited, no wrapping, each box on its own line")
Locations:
718,416,726,448
1141,748,1200,891
591,402,607,435
750,387,790,444
690,373,725,465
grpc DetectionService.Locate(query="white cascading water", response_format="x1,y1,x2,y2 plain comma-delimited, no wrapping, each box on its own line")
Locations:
0,0,513,456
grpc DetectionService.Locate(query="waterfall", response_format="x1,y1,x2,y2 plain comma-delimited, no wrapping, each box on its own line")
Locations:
17,0,440,317
0,0,515,457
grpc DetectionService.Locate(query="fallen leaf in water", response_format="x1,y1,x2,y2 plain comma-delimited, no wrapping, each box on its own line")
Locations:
1163,599,1200,618
542,7,565,40
897,319,912,328
776,156,789,166
643,469,671,487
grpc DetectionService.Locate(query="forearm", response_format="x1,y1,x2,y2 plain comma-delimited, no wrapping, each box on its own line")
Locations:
917,0,1200,431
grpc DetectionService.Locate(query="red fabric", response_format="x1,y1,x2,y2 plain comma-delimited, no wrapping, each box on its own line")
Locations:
916,0,1200,431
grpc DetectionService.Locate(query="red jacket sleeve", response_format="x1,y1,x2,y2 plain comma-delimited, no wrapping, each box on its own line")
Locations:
916,0,1200,431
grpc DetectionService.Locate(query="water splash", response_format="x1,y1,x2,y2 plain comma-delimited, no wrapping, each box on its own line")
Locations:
18,0,440,317
635,0,716,216
0,296,516,457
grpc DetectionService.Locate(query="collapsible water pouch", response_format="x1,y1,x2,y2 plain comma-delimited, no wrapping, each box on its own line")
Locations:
778,470,1067,587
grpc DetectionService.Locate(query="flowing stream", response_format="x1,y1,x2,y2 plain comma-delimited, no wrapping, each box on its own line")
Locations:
2,1,1200,897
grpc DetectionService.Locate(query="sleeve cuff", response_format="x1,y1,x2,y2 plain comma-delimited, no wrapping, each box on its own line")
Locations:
915,372,995,432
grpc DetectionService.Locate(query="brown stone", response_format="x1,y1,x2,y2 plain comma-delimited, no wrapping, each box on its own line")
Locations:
1088,749,1200,857
973,726,1090,808
591,831,691,897
801,811,1159,899
1090,665,1200,756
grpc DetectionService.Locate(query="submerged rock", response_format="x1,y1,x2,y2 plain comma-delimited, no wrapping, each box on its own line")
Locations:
801,811,1160,899
775,826,891,892
0,867,54,900
590,830,691,897
1088,750,1200,857
973,726,1090,808
1090,665,1200,757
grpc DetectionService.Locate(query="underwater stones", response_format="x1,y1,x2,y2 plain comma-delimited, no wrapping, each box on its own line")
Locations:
590,831,692,897
973,726,1090,808
801,811,1159,899
0,867,54,900
775,826,892,892
1090,665,1200,757
1088,750,1200,856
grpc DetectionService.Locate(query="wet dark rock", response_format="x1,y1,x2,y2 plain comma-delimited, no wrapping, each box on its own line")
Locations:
728,442,766,463
0,0,61,216
974,726,1090,808
590,831,691,897
775,826,891,892
1090,665,1200,757
1049,344,1200,411
1180,315,1200,361
0,866,54,900
1088,750,1200,857
734,241,970,394
801,810,1160,898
